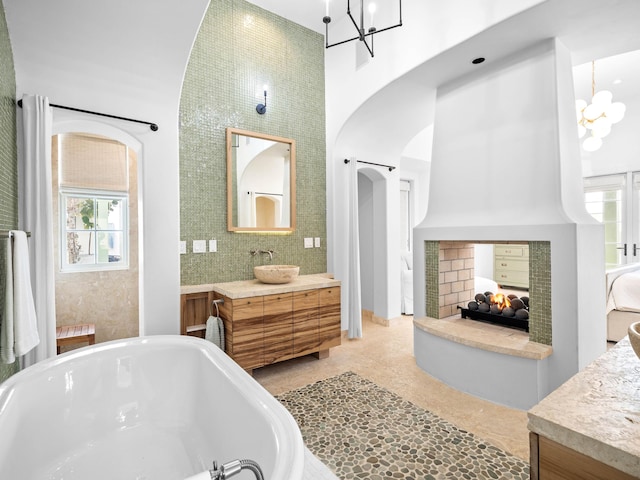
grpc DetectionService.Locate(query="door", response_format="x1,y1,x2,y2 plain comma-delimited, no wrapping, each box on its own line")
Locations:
584,172,640,268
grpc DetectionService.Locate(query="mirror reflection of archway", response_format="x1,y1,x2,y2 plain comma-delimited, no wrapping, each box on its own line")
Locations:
237,146,287,229
255,195,278,229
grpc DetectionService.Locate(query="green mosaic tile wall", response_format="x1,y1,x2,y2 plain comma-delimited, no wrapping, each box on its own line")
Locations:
424,241,440,318
180,0,327,285
424,240,552,346
0,2,19,381
528,241,552,345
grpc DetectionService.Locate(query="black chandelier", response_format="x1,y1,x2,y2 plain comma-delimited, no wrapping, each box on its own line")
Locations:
323,0,403,57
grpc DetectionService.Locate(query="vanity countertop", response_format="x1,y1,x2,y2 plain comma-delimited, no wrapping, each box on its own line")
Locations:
181,273,340,299
527,337,640,477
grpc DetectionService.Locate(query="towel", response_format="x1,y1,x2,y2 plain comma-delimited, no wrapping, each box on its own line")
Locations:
0,231,39,364
1,237,15,363
205,315,225,351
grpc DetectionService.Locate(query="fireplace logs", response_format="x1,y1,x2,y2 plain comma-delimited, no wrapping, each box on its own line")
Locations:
458,291,529,331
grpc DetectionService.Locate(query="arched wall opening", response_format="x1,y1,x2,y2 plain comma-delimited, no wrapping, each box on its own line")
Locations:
357,166,397,323
53,117,145,343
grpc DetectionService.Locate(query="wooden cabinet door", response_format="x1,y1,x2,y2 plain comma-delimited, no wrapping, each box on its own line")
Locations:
263,293,293,364
531,433,637,480
293,290,320,356
229,297,264,370
318,287,341,349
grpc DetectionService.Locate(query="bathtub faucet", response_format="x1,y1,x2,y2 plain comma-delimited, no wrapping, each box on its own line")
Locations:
186,459,264,480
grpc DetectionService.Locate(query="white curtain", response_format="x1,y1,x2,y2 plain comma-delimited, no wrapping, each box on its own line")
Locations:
18,94,56,366
347,157,362,338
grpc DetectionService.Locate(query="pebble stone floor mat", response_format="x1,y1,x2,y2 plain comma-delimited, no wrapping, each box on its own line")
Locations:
276,372,530,480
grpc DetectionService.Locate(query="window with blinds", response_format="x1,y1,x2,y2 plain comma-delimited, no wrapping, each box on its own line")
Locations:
59,133,130,271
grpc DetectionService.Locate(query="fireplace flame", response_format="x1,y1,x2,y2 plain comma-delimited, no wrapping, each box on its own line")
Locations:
493,293,511,311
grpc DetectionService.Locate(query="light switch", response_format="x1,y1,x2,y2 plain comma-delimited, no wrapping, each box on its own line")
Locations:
304,237,313,248
314,237,321,248
209,239,217,252
193,240,207,253
179,241,186,254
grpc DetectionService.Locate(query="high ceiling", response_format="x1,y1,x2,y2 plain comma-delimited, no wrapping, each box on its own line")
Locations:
246,0,329,34
247,0,640,114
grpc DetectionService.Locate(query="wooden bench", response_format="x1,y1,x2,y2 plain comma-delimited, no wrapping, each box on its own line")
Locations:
56,324,96,354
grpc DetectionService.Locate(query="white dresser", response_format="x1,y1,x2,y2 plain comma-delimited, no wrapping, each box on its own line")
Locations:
494,244,529,289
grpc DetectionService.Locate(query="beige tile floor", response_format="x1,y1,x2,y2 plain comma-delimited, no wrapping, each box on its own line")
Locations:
253,315,530,462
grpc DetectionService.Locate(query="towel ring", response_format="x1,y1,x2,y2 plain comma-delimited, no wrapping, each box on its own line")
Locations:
211,298,224,317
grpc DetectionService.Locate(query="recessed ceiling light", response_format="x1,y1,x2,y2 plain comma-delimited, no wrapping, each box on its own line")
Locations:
613,78,622,85
472,57,485,65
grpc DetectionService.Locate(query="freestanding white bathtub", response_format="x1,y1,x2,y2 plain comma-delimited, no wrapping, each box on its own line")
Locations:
0,335,305,480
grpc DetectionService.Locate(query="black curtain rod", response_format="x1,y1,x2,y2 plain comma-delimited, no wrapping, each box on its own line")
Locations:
344,158,396,171
17,99,158,131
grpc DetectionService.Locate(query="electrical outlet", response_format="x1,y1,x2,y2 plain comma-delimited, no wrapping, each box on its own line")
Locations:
314,237,321,248
179,241,186,254
304,237,313,248
209,239,217,252
193,240,207,253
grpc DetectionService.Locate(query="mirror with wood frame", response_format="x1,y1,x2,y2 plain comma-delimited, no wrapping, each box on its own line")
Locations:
226,128,296,232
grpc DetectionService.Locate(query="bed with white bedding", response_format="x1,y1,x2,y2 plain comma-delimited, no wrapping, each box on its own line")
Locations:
606,263,640,341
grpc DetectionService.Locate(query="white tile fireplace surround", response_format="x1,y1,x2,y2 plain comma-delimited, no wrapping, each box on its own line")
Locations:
411,38,607,410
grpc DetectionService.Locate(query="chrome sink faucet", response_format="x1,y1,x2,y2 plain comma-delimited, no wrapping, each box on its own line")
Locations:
249,249,275,261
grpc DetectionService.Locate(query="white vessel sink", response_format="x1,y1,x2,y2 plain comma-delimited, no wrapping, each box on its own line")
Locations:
629,322,640,360
254,265,300,284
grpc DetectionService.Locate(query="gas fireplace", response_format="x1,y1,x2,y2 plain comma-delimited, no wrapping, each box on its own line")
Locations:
458,290,530,332
425,240,550,344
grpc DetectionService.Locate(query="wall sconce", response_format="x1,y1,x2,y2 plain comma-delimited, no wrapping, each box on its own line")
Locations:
256,85,268,115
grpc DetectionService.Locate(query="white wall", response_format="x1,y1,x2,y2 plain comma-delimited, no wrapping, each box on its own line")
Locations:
5,0,211,335
325,0,544,323
474,244,494,280
412,39,605,406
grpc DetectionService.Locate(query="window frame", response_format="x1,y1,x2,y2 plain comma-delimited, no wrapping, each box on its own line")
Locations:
59,188,129,273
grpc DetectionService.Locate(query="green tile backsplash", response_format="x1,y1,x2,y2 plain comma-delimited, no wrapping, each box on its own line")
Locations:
179,0,327,285
424,241,440,319
0,2,20,381
528,241,552,345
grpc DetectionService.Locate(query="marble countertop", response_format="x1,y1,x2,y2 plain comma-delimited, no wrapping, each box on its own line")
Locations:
181,273,340,299
528,337,640,477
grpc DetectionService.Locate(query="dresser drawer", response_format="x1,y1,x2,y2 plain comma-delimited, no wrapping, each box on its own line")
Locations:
495,270,529,287
494,258,529,271
495,245,529,258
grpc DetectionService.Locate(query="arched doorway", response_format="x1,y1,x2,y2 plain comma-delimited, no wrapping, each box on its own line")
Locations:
357,167,398,321
52,120,142,350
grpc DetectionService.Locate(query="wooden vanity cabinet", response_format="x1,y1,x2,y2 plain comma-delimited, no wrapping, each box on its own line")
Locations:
318,287,341,351
181,282,341,373
180,291,214,338
293,289,320,356
530,433,637,480
263,293,294,365
218,295,264,371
